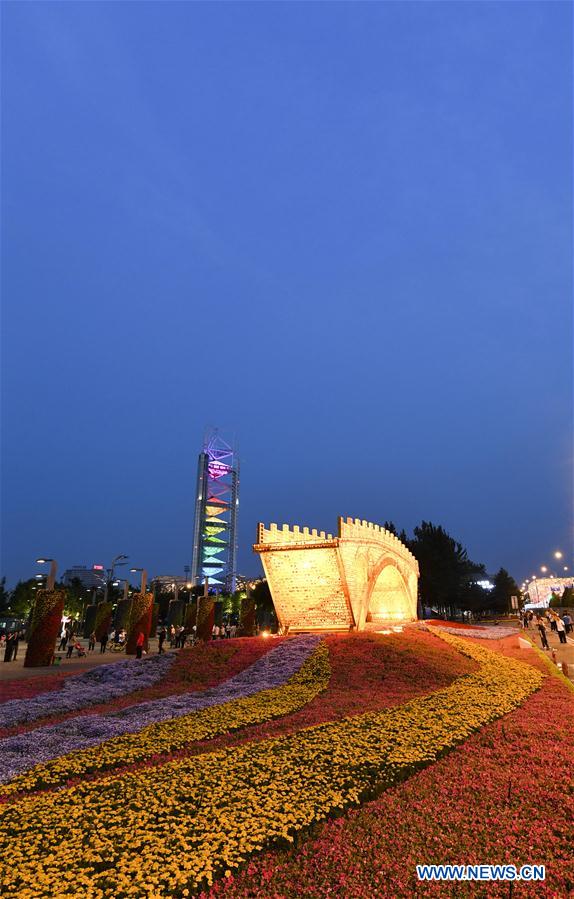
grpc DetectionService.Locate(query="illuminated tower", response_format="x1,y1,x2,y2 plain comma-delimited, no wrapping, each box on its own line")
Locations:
191,431,239,593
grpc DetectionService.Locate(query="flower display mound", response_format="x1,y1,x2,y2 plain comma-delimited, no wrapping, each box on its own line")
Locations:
165,629,477,764
0,636,323,792
0,635,544,897
0,653,176,730
0,630,471,791
206,677,573,899
0,638,275,739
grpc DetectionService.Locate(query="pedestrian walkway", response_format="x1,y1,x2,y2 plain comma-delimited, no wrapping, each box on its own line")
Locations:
524,622,574,681
0,637,175,680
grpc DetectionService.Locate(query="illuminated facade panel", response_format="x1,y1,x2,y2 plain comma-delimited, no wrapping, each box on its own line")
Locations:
526,576,573,607
191,431,239,592
254,517,419,633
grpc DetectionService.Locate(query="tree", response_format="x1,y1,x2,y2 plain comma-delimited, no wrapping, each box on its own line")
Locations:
410,521,485,618
489,568,521,614
8,580,38,618
64,577,89,617
381,522,410,546
0,578,8,614
252,580,277,630
561,585,574,608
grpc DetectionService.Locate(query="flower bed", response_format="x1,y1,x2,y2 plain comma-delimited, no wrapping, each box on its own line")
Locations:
0,638,275,738
4,629,474,796
0,635,543,896
0,673,72,704
0,653,176,728
158,629,477,766
0,636,322,790
428,624,517,639
206,675,573,898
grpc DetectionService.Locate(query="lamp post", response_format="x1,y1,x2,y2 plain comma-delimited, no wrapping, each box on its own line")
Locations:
113,578,130,601
130,568,148,594
104,554,129,604
36,558,57,591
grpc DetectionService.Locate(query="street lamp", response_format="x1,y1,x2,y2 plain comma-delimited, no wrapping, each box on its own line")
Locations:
554,551,563,560
104,554,129,604
113,578,130,601
36,558,57,591
130,567,147,594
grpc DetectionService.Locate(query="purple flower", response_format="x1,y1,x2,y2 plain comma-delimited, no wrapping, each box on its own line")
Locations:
0,653,176,727
0,635,320,783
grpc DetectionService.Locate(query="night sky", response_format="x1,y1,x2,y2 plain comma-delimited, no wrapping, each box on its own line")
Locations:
2,2,572,588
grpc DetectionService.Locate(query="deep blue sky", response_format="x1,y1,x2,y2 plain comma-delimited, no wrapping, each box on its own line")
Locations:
1,2,572,588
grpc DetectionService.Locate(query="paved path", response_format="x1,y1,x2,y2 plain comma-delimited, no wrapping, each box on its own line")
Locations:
0,637,177,680
523,622,574,680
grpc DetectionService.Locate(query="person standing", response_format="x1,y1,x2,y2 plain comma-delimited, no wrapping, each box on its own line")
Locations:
538,621,550,651
563,612,572,634
3,632,14,663
158,627,166,654
556,616,567,645
88,631,96,652
136,631,145,659
99,631,108,654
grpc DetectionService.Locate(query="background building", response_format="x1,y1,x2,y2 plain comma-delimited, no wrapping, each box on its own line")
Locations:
62,565,106,589
526,576,573,607
191,430,239,593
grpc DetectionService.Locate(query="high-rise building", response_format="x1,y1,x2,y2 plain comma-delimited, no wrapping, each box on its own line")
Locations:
191,430,239,593
62,565,107,589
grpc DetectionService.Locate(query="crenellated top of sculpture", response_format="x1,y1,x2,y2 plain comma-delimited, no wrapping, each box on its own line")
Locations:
256,516,418,571
256,523,334,545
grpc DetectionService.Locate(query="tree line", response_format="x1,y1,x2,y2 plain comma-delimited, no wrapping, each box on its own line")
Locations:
382,520,520,617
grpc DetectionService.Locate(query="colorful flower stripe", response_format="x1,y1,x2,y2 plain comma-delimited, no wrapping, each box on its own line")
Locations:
0,636,322,789
0,638,277,738
429,624,517,639
207,677,574,898
145,629,477,774
0,673,72,704
12,630,472,796
0,636,543,897
0,652,176,727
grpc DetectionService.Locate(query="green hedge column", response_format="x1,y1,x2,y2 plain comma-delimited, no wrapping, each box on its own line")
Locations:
83,604,97,637
197,596,215,642
150,603,159,638
240,597,256,637
24,589,66,668
126,593,153,654
94,602,113,641
185,599,197,631
167,599,184,628
114,598,132,631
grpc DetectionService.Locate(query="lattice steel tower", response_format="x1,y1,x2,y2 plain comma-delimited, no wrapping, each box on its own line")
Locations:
191,430,239,593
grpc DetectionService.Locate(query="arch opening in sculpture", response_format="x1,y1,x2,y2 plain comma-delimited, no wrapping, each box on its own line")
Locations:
368,563,413,621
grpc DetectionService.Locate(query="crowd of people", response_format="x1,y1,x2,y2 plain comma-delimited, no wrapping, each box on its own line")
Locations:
520,609,572,650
